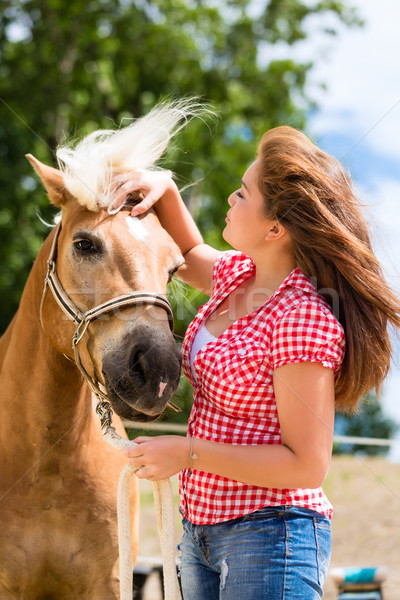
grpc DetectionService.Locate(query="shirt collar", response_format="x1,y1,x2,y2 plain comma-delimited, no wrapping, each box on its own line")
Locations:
239,255,315,298
210,254,316,316
269,267,316,301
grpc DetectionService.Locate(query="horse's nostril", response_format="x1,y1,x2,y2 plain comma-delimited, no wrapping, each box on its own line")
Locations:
129,349,147,388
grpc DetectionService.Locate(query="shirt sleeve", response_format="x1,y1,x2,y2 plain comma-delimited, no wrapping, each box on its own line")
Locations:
270,300,345,373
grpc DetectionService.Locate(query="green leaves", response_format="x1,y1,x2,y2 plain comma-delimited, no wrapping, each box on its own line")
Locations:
0,0,359,337
334,393,398,456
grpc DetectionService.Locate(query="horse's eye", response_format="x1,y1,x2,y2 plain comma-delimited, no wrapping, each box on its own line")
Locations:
73,239,99,255
167,267,178,284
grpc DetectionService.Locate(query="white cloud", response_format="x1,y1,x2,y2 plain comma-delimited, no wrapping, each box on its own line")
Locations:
308,0,400,160
358,179,400,290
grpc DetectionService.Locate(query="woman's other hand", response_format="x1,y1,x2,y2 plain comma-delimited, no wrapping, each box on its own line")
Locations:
124,435,190,481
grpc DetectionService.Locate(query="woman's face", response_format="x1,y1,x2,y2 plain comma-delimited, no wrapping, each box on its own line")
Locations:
223,160,274,255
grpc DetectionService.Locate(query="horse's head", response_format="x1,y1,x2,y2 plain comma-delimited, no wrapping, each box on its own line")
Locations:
27,102,199,421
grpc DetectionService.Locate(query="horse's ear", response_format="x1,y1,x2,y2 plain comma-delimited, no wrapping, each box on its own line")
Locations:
26,154,69,207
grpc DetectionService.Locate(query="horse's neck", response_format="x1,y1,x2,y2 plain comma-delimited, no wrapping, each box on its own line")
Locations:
0,236,91,449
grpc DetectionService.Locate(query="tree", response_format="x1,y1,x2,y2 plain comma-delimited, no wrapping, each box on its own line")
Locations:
0,0,361,415
0,0,360,328
334,392,398,456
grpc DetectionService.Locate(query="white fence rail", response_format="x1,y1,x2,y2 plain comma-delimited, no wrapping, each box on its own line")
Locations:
122,420,400,448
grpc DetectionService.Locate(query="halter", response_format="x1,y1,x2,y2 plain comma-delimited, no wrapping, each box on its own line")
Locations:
41,221,180,412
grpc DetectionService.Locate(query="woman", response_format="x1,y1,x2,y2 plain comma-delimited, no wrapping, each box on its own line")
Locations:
119,126,400,599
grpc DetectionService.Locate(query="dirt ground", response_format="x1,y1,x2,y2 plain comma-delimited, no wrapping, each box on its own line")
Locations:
137,455,400,599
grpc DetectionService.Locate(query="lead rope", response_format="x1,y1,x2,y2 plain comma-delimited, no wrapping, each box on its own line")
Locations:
96,401,182,600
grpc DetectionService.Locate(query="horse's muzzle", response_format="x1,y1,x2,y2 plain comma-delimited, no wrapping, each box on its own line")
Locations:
101,328,182,421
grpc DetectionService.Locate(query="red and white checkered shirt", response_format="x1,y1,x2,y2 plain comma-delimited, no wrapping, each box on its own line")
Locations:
179,251,345,525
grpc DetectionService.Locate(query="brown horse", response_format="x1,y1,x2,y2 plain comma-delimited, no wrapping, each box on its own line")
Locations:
0,103,189,599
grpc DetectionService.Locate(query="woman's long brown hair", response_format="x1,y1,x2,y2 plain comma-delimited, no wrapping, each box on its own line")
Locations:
257,126,400,412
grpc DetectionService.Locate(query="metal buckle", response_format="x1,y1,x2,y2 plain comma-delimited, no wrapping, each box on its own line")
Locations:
95,400,113,430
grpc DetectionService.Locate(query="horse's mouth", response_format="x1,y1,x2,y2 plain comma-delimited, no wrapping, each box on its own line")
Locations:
103,375,167,422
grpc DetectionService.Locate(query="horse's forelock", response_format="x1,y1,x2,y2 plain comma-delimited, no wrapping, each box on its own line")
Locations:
55,99,206,212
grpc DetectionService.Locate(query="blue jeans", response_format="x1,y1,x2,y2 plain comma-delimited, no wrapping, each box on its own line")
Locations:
178,506,331,600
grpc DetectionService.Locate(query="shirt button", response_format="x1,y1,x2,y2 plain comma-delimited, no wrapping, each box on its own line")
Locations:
238,348,247,356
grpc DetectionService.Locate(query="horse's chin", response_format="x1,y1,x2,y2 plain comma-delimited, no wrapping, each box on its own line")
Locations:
105,386,163,423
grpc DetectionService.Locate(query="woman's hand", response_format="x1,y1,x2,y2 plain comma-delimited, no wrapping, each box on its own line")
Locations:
111,170,178,216
124,435,190,481
111,168,213,291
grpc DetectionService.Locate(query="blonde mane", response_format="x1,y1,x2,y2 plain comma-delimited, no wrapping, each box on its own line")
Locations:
56,99,203,212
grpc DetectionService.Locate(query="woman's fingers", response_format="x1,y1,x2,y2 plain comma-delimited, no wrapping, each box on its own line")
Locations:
134,466,152,479
124,437,150,457
125,444,156,480
110,170,173,215
122,435,188,481
109,176,144,211
130,193,158,216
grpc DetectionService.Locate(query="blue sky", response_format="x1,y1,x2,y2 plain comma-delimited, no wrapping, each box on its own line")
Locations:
303,0,400,455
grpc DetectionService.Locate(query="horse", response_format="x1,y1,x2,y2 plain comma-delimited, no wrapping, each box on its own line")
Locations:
0,102,193,599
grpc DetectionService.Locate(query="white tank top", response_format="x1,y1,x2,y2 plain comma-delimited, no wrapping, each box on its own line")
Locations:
189,321,216,382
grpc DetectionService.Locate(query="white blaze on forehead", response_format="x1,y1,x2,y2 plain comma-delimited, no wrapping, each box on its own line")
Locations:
125,215,149,242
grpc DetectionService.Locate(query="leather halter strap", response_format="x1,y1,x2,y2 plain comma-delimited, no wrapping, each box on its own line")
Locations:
41,222,173,331
41,221,179,410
